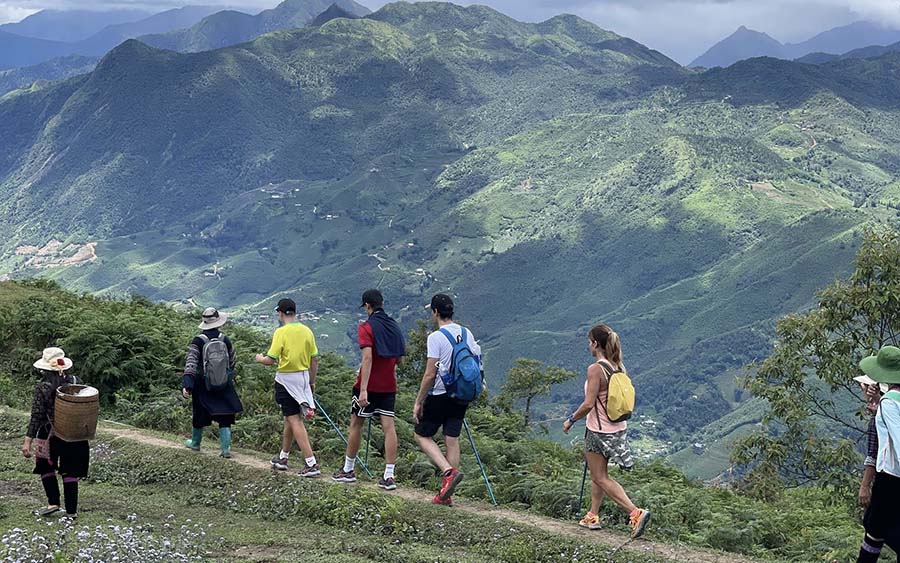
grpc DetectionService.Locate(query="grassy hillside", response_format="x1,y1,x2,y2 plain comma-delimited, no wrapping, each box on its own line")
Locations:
0,282,886,562
1,2,900,463
1,412,677,563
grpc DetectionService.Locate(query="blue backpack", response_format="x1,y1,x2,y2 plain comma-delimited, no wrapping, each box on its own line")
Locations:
439,327,483,403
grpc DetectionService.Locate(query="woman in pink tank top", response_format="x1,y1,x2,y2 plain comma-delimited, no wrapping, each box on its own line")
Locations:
563,324,651,538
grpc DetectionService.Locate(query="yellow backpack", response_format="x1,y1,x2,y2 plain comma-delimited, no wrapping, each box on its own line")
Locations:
596,361,635,424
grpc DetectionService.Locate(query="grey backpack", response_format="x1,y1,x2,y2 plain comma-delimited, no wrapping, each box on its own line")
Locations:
198,334,231,392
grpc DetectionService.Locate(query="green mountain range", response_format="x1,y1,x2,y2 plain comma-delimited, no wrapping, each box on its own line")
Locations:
0,55,99,96
2,1,899,477
0,8,153,43
0,6,224,70
140,0,371,52
691,21,900,68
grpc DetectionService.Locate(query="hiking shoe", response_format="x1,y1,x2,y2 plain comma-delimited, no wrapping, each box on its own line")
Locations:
438,468,463,500
378,477,397,491
432,493,452,507
298,463,321,478
578,512,602,530
37,506,61,517
332,469,357,483
271,456,289,471
629,508,651,539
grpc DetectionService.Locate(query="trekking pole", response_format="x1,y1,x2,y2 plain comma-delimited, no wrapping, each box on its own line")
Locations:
364,418,372,466
313,397,374,478
576,460,588,515
463,420,498,506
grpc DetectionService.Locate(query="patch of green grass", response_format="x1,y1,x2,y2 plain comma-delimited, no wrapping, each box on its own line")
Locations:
0,412,672,563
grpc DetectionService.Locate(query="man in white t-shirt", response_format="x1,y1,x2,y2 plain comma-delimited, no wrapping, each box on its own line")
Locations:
413,293,482,507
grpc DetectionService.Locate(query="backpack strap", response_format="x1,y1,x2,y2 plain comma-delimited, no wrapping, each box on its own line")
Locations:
439,327,458,346
439,327,462,376
591,360,620,430
196,334,212,375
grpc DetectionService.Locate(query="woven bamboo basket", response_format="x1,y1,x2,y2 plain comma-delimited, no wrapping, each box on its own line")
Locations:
53,384,99,442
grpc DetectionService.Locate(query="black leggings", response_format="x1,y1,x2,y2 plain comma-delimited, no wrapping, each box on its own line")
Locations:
40,472,79,515
858,472,900,562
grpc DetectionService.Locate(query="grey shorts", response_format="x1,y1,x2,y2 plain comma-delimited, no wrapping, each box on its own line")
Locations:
585,430,634,470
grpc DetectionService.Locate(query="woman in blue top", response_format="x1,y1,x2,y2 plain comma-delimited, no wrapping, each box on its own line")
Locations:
856,346,900,563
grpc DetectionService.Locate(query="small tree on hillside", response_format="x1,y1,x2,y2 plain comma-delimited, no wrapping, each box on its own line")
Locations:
732,228,900,500
499,358,575,429
396,319,433,392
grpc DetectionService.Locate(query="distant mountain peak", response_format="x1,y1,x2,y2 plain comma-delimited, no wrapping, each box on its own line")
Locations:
311,3,359,27
690,25,784,67
694,19,900,68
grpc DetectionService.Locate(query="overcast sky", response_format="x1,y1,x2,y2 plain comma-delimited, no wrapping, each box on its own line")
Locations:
2,0,899,63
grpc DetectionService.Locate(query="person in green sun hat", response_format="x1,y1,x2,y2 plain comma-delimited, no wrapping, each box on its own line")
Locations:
855,345,900,563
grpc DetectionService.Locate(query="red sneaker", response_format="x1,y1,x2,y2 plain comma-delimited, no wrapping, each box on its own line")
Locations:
438,468,463,500
432,493,452,506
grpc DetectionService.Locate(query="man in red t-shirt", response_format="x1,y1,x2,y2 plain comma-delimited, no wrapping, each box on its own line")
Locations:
332,289,405,490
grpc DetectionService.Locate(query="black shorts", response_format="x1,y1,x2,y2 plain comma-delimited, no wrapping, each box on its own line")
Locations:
864,472,900,542
351,388,396,419
274,381,303,417
33,436,90,478
414,394,468,439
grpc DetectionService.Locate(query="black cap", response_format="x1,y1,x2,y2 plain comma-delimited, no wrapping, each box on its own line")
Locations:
429,293,454,318
274,298,296,315
361,289,384,309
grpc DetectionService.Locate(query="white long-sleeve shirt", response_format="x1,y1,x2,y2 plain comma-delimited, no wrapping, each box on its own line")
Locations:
876,392,900,478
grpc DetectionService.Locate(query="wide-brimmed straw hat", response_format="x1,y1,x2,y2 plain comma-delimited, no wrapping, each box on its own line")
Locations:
859,346,900,385
853,374,889,394
33,347,73,372
198,307,228,330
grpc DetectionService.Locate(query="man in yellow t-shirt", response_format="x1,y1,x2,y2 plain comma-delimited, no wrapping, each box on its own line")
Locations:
255,298,321,477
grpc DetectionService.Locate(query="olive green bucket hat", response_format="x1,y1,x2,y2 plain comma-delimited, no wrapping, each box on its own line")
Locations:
859,346,900,385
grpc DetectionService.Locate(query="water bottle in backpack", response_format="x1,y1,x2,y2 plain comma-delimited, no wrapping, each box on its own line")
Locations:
439,327,483,403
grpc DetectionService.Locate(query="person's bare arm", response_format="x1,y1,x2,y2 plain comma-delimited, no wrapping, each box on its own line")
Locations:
255,354,276,366
563,365,603,434
414,358,438,423
309,356,319,392
358,348,373,407
860,465,876,507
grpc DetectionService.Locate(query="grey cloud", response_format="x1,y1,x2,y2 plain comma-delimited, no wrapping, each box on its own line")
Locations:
4,0,900,63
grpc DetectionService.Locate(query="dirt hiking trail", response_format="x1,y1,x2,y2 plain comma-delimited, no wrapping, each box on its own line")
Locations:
94,419,757,563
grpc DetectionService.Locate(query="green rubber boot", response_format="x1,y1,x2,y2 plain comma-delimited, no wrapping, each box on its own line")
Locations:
219,427,232,459
184,427,203,451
